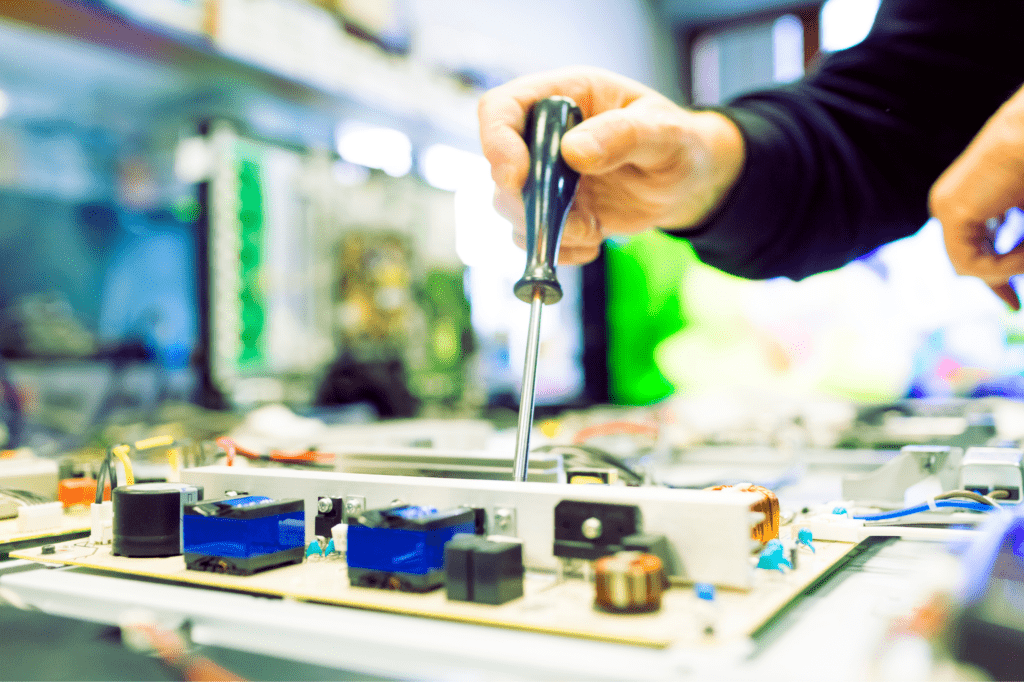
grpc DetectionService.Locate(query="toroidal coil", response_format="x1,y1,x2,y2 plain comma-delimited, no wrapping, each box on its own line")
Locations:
112,483,202,557
594,552,665,613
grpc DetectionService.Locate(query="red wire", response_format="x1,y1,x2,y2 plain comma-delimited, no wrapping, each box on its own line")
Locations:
572,421,659,445
215,437,334,465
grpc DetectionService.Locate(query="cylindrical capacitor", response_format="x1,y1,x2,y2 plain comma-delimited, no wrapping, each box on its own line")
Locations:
112,483,203,557
594,551,665,613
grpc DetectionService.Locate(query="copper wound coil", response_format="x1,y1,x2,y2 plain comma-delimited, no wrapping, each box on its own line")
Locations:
706,484,780,543
594,552,665,613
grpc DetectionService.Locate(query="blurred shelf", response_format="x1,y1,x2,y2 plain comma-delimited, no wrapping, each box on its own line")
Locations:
0,0,478,148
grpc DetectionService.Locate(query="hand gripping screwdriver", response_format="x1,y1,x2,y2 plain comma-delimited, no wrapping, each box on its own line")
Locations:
511,96,583,483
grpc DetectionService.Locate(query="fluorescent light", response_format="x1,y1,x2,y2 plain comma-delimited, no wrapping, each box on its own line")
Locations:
820,0,880,52
0,88,9,119
419,143,490,191
336,122,412,177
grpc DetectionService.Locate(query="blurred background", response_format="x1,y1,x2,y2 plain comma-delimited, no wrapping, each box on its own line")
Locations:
0,0,1020,452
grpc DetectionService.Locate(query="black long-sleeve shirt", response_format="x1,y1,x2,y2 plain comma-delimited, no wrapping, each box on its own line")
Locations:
670,0,1024,280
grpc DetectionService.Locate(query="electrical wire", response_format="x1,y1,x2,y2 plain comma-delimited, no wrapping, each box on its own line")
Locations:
0,488,48,505
934,490,997,506
110,444,135,486
214,437,335,466
533,443,646,485
572,421,659,445
95,449,117,504
853,500,995,521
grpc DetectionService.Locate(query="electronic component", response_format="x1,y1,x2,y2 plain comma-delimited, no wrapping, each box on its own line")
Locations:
15,501,62,533
112,483,202,557
707,484,780,543
444,534,524,605
959,447,1024,502
184,466,760,587
553,500,640,560
347,505,475,592
843,445,962,505
183,495,304,575
594,552,665,613
314,496,345,537
58,478,108,507
90,501,112,544
695,583,717,635
756,539,791,572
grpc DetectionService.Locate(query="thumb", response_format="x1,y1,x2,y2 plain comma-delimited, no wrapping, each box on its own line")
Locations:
561,106,667,174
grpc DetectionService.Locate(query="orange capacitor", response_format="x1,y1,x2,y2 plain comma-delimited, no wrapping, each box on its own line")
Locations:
594,552,665,613
58,478,109,507
706,484,780,543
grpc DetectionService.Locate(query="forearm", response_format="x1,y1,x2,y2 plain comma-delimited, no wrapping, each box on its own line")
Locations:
668,0,1024,280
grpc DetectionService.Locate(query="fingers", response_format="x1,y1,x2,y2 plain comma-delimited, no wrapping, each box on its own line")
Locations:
931,84,1024,303
560,100,681,175
478,67,648,191
990,282,1021,311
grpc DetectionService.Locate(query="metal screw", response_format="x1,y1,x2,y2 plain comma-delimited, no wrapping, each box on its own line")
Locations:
493,507,516,535
343,496,366,523
317,497,334,514
582,516,603,540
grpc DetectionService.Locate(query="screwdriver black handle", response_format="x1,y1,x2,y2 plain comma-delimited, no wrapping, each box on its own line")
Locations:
513,96,583,305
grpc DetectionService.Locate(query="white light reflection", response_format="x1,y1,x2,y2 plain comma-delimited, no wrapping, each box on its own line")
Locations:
820,0,880,52
420,143,490,192
335,122,412,177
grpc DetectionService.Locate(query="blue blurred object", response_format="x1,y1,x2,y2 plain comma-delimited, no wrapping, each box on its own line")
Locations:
947,504,1024,679
305,540,323,559
757,539,792,572
347,505,476,592
183,496,304,575
695,583,716,601
797,528,815,553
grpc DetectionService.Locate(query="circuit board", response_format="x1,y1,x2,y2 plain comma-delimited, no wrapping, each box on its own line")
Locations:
13,534,857,648
0,511,90,555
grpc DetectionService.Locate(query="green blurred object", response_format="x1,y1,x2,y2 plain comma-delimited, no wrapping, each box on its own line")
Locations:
412,268,474,408
605,231,693,405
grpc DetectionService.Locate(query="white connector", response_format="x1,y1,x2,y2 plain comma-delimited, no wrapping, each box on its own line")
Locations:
15,501,63,533
90,500,113,545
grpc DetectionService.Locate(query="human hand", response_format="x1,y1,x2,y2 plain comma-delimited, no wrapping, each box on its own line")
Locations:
478,67,744,265
930,84,1024,311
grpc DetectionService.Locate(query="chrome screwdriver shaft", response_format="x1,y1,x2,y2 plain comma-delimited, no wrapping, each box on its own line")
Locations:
513,288,544,482
510,96,583,482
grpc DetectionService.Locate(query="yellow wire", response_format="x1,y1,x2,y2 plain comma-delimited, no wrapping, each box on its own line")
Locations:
110,444,135,486
168,447,180,475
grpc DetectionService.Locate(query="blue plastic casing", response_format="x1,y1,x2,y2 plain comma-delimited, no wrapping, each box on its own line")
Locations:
183,496,304,563
347,506,475,575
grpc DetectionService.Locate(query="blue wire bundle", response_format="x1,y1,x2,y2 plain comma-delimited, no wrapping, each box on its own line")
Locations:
854,500,995,521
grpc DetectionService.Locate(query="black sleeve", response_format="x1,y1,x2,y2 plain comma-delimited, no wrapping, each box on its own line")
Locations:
668,0,1024,280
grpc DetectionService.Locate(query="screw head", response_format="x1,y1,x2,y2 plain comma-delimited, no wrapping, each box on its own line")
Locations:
317,498,333,514
581,516,603,540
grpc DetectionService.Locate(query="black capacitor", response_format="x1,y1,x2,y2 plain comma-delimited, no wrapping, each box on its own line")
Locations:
112,483,203,557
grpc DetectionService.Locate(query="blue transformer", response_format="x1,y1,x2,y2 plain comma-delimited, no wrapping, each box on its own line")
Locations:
347,505,476,592
183,495,305,575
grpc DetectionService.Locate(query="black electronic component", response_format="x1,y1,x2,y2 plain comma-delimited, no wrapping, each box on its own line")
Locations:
621,533,676,577
444,534,524,605
553,500,641,560
111,483,203,558
314,496,345,537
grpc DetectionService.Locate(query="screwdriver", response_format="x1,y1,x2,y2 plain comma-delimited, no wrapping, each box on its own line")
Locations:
511,96,583,483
